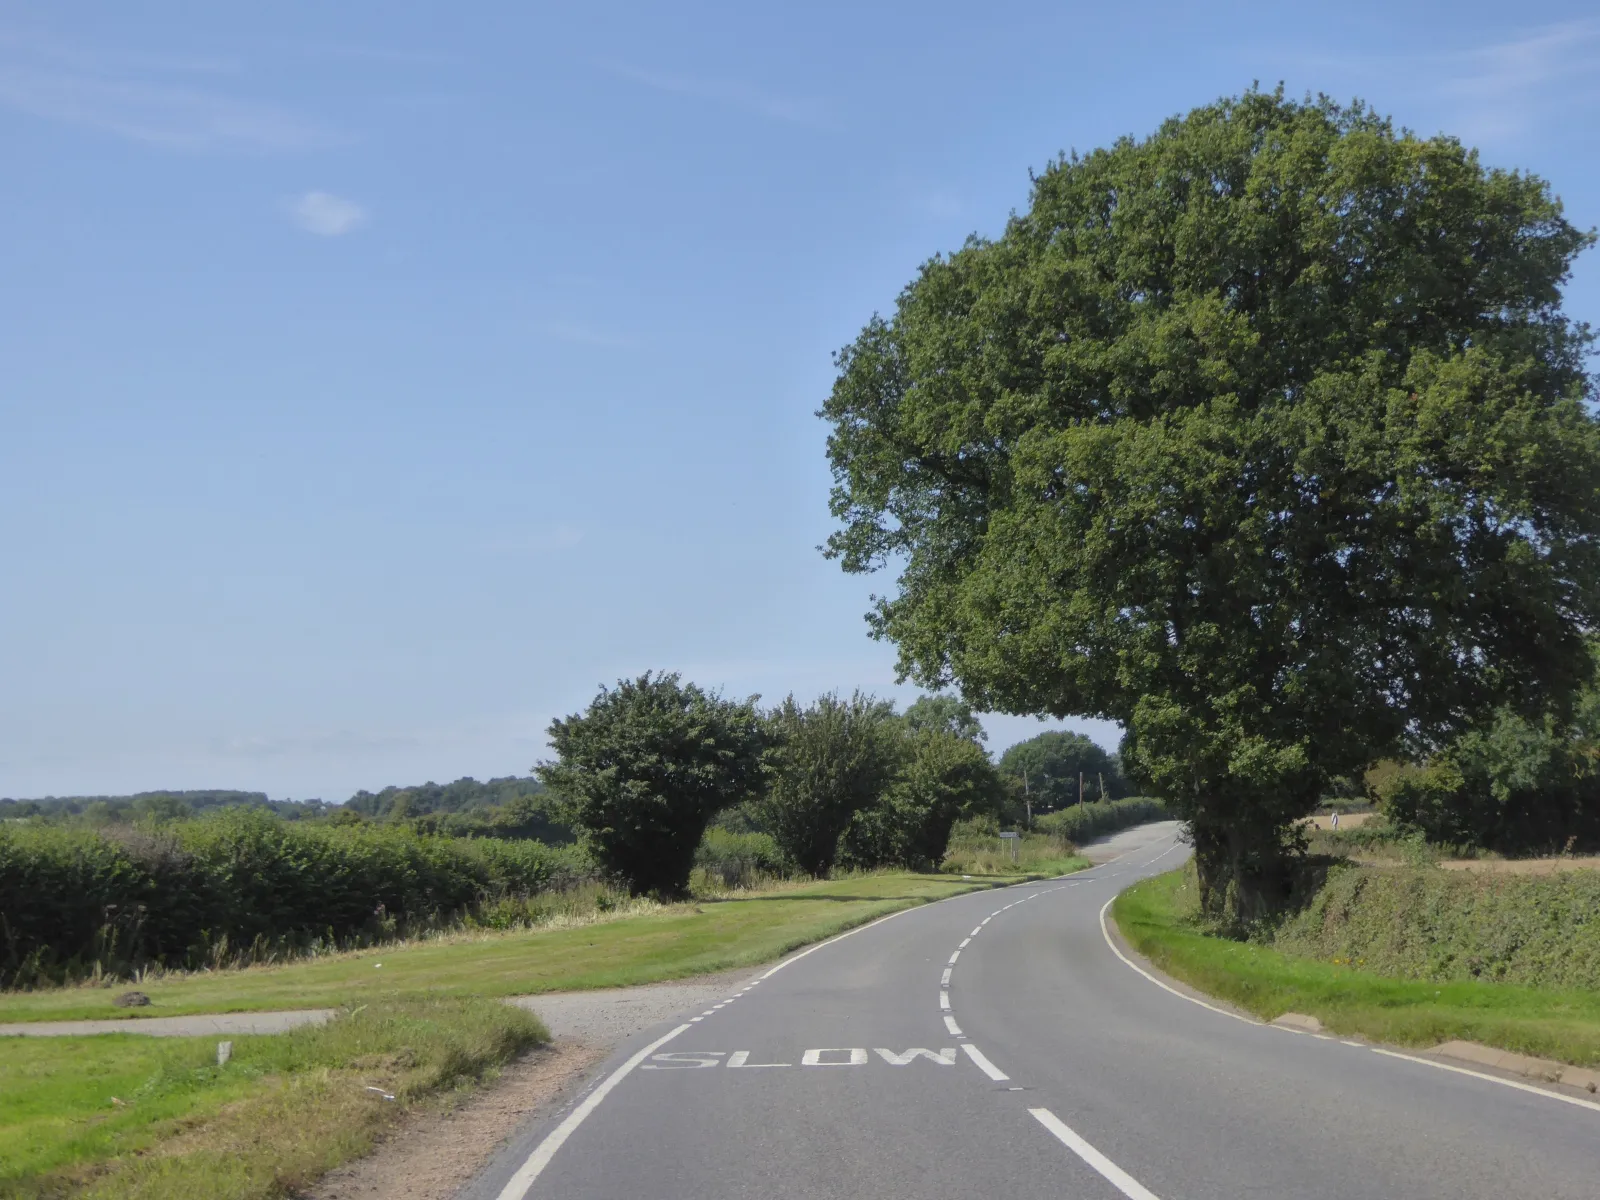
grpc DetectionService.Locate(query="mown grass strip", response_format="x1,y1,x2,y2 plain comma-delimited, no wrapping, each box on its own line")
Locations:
1112,869,1600,1068
0,869,1078,1024
0,997,546,1200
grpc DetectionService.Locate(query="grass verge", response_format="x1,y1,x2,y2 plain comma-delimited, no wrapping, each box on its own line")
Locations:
0,997,546,1200
1112,868,1600,1068
0,870,1068,1024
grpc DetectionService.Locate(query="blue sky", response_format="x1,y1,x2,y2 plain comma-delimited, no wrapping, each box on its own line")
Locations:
3,2,1598,801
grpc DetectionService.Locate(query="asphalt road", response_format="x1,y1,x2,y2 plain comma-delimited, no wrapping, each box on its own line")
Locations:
465,824,1600,1200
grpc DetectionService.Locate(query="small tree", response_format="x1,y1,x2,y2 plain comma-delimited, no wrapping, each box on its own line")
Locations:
764,691,899,877
536,673,767,898
998,732,1125,811
902,695,987,742
843,728,1005,870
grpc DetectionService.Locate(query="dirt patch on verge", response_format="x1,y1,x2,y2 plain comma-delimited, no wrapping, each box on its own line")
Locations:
307,1039,606,1200
1438,856,1600,875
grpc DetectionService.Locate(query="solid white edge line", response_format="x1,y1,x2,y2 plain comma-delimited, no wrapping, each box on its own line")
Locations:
961,1042,1009,1081
1096,896,1256,1025
495,1022,692,1200
1368,1048,1600,1114
1099,876,1600,1118
757,905,917,980
1029,1108,1162,1200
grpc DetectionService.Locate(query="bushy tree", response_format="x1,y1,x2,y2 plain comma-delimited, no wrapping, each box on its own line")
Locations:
821,88,1600,921
1372,668,1600,853
537,673,768,897
902,695,986,742
841,727,1004,870
763,691,899,877
998,731,1125,811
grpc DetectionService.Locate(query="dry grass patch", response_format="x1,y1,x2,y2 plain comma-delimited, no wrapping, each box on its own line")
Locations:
1,998,546,1200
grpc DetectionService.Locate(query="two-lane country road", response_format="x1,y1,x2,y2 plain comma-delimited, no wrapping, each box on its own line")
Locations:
464,824,1599,1199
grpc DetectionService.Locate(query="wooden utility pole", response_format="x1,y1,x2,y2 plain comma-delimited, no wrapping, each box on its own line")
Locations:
1098,772,1106,803
1078,772,1084,806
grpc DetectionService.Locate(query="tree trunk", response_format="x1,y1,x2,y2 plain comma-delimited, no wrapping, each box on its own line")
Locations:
1189,815,1297,928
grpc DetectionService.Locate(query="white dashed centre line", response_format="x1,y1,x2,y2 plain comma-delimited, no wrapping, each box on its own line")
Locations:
960,1043,1010,1081
944,1014,964,1037
939,991,951,1010
1029,1108,1162,1200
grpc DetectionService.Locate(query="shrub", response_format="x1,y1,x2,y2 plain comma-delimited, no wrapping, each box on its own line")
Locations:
839,729,1004,871
694,828,788,888
1272,864,1600,992
762,692,900,878
0,811,590,988
537,672,769,898
1035,797,1168,844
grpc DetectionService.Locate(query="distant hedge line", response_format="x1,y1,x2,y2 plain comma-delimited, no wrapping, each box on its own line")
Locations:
1035,797,1169,845
1273,864,1600,992
0,810,589,987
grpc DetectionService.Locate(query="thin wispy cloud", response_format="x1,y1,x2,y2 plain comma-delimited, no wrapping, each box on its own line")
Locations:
1286,18,1600,144
0,27,337,151
1436,19,1600,139
290,191,367,236
601,60,826,126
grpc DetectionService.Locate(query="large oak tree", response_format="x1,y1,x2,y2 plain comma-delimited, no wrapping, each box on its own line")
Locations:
821,90,1600,920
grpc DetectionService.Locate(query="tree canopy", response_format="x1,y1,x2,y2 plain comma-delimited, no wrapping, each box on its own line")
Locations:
821,89,1600,918
537,673,768,897
762,691,901,877
997,731,1125,810
901,694,987,741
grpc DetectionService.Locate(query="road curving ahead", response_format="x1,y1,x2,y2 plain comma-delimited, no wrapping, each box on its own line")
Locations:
463,822,1597,1200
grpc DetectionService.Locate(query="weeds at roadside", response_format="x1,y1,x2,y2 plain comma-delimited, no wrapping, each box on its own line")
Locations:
0,997,547,1200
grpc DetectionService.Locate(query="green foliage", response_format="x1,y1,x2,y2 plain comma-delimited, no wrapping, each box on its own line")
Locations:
407,792,575,844
1,996,546,1200
840,728,1005,871
1369,669,1600,853
762,691,901,877
1272,863,1600,992
0,791,330,823
0,811,589,987
537,672,769,898
694,828,788,888
1035,796,1169,844
1115,869,1600,1068
939,816,1087,876
997,731,1126,811
901,694,986,741
821,86,1600,920
345,775,548,820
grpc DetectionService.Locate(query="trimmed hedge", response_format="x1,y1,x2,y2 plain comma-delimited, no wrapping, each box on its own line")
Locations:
1272,864,1600,992
1035,797,1168,844
0,810,588,987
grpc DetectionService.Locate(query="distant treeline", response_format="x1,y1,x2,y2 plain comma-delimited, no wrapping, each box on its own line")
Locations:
0,790,335,822
0,776,572,841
